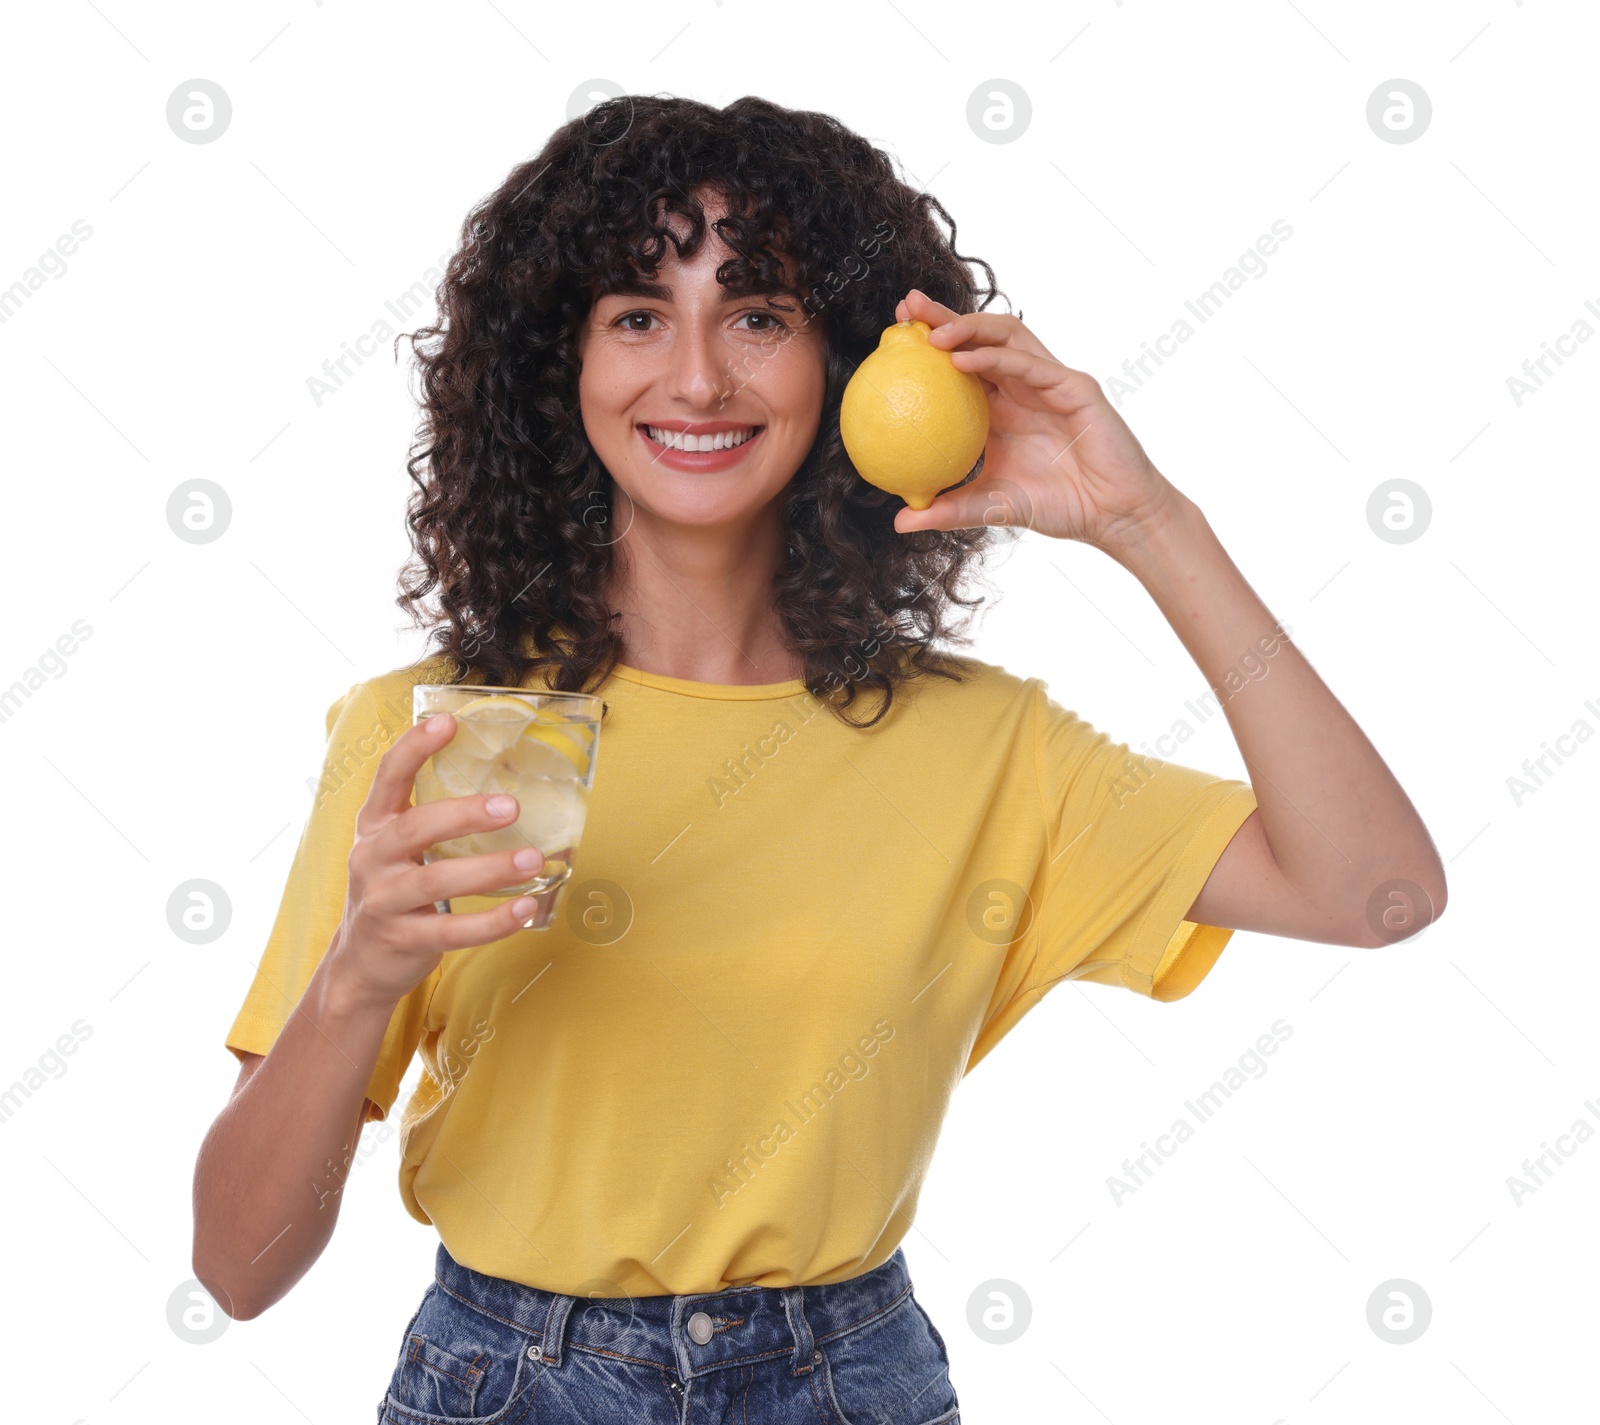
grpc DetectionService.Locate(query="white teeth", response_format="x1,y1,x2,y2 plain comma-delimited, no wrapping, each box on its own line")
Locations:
646,425,759,452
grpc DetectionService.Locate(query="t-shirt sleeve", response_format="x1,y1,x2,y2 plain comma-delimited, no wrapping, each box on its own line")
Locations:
966,680,1259,1073
223,678,436,1122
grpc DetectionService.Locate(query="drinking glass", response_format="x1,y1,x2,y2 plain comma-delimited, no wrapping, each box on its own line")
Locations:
411,684,603,930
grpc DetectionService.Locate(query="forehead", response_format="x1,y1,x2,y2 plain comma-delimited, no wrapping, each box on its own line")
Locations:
592,274,784,302
589,194,801,303
592,250,799,304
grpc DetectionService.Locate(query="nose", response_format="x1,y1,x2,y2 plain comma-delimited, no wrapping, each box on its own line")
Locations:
661,318,738,411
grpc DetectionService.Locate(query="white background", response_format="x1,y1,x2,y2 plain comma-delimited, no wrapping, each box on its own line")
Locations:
2,1,1593,1421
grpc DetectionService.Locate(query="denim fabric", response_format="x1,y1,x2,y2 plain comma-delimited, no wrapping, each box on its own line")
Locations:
378,1240,961,1423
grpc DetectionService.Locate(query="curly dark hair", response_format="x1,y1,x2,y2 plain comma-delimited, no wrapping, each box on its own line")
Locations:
394,93,1015,728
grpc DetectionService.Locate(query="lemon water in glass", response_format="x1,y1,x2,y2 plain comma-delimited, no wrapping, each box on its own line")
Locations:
411,685,603,928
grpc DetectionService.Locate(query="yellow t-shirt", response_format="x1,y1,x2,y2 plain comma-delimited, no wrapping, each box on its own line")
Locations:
224,649,1257,1296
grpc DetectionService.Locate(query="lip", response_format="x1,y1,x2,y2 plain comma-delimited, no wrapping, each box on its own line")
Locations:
637,422,765,471
642,419,761,434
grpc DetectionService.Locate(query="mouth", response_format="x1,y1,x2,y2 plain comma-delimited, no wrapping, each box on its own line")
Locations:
637,423,766,470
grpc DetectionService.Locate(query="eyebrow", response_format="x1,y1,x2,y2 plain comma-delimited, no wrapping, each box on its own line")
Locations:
600,278,674,301
596,279,793,303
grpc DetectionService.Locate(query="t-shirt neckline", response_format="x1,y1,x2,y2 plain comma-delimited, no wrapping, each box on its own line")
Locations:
607,661,810,701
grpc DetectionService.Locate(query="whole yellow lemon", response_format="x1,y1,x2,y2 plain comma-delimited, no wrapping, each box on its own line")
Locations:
840,319,990,510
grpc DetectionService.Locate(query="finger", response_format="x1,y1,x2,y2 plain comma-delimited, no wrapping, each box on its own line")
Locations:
361,714,457,827
392,891,551,953
896,290,951,328
904,287,962,325
894,480,1035,535
927,310,1051,358
382,791,523,863
950,345,1097,406
376,844,546,914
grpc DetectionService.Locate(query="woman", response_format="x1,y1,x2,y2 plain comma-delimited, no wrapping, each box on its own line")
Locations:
193,95,1446,1422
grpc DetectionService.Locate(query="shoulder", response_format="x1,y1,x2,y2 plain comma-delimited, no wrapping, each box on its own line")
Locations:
327,652,461,737
899,653,1108,762
894,649,1042,722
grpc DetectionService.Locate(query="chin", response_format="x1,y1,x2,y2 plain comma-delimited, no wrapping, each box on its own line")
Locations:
621,478,788,527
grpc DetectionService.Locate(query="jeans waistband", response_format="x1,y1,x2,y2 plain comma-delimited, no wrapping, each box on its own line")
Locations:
432,1242,915,1381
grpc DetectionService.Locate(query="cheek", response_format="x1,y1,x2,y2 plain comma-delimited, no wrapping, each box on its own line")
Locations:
577,359,633,427
757,342,827,428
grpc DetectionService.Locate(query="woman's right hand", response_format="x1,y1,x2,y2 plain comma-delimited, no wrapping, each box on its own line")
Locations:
327,712,545,1009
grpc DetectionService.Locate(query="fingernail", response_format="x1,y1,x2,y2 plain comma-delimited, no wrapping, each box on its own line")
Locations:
486,795,516,817
510,896,536,916
513,848,542,871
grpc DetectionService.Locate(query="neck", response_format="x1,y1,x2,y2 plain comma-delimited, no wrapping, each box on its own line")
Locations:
600,508,802,686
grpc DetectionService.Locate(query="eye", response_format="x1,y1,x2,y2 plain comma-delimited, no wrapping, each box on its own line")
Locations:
609,309,788,334
739,310,786,332
612,310,659,332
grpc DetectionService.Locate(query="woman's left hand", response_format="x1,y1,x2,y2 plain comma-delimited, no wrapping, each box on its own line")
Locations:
890,288,1179,549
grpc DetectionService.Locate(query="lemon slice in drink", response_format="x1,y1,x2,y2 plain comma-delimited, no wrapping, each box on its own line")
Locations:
419,695,590,860
447,695,590,773
522,722,590,773
454,694,533,714
506,740,589,849
420,694,542,807
450,694,538,758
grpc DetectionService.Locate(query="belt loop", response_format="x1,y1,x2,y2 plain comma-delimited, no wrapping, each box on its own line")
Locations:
535,1292,576,1367
781,1286,819,1374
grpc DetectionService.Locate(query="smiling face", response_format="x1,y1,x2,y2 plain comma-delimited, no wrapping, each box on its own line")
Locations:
575,190,828,537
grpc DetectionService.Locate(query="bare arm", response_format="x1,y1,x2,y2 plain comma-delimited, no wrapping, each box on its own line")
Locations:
885,289,1449,949
1112,493,1448,947
191,709,549,1319
191,960,393,1321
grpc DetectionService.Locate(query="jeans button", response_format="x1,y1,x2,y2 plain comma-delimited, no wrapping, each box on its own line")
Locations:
687,1311,715,1345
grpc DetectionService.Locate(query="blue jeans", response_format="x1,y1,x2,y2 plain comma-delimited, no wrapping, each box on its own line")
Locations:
378,1240,961,1423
